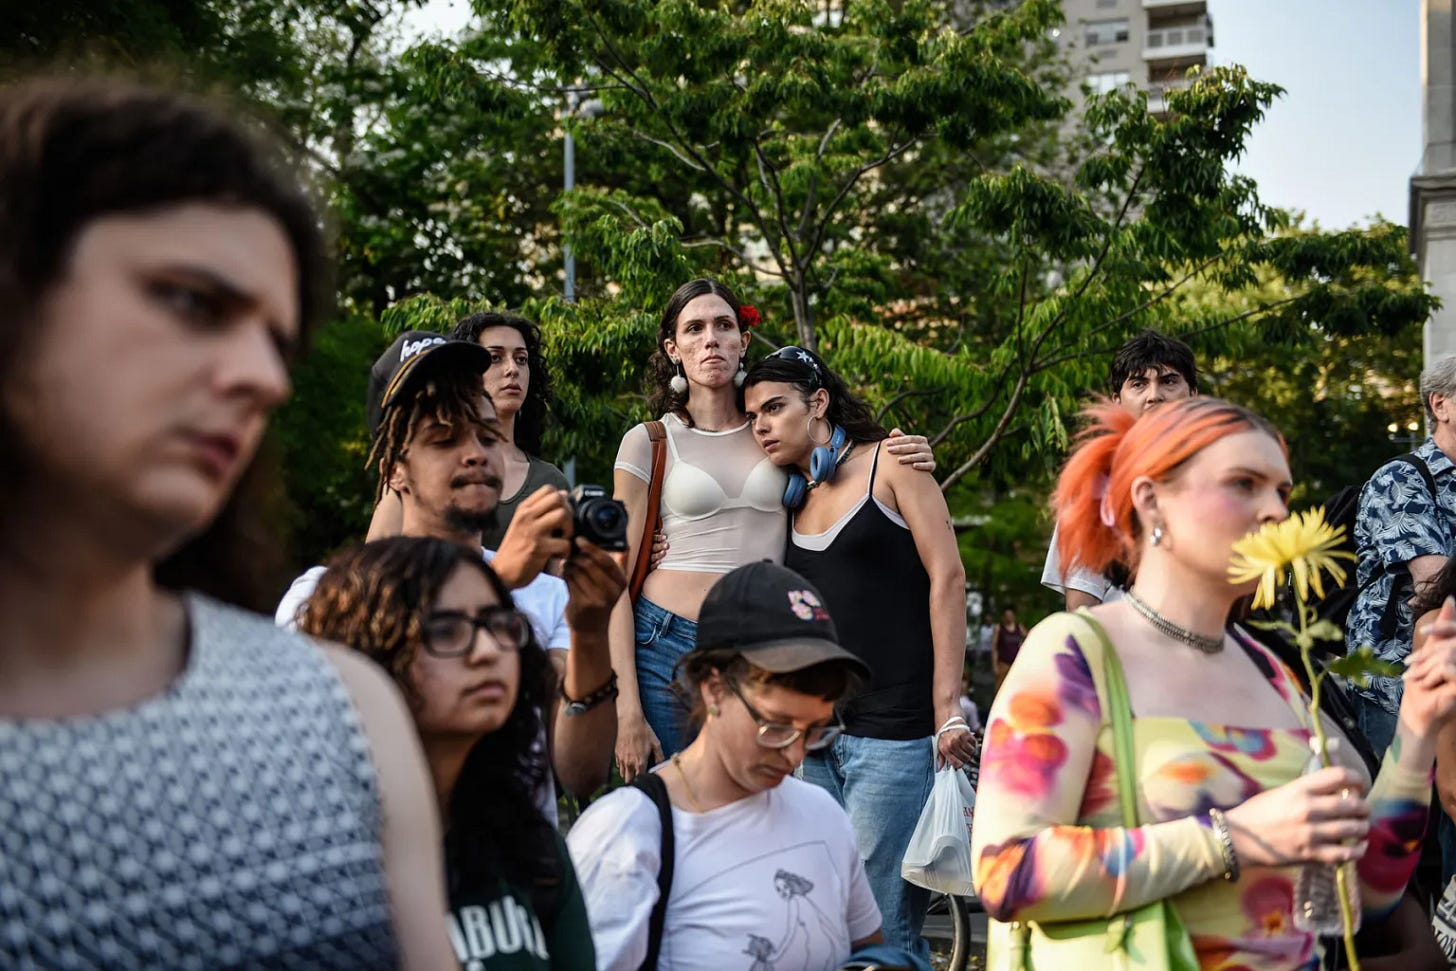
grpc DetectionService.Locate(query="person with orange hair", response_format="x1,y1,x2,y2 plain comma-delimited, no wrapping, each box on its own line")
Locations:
972,396,1456,970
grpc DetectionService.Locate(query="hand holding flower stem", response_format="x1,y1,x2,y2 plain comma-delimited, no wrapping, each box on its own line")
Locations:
1230,508,1399,971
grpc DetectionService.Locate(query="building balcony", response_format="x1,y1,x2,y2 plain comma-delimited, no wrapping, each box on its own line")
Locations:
1141,0,1207,15
1142,22,1212,62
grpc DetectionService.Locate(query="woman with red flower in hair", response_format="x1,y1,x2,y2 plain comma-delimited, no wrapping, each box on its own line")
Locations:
609,278,936,776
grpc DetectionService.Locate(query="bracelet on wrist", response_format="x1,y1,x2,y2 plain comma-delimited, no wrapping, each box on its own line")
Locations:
562,671,619,716
1208,807,1240,883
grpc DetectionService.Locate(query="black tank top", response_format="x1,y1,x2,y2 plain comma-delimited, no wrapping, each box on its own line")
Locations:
785,444,934,739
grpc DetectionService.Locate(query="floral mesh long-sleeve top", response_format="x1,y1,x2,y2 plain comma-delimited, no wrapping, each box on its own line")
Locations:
970,612,1432,971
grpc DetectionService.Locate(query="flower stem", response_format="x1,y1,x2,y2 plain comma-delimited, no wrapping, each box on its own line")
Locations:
1295,605,1361,971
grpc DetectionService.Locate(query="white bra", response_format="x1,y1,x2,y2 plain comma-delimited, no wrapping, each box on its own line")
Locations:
660,421,784,521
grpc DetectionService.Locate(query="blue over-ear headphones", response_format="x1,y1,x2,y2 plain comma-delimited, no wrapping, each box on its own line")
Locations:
783,424,849,510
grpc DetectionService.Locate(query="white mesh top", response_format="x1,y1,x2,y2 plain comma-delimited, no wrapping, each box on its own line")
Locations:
615,414,788,573
0,594,397,970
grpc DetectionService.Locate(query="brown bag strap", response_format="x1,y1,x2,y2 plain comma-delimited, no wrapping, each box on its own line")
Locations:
629,421,667,601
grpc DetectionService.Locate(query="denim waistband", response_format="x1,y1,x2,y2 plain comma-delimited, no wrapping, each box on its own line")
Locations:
636,596,699,641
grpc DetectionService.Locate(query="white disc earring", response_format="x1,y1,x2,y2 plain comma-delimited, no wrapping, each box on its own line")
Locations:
669,359,688,395
733,361,747,388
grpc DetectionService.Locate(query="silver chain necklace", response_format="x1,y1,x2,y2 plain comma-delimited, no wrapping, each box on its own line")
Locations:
1124,591,1225,654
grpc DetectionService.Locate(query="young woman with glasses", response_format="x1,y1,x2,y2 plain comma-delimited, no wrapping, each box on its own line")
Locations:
610,278,936,779
571,561,896,971
742,347,976,969
299,536,594,971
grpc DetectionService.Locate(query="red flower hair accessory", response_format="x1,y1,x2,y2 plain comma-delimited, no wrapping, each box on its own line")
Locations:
740,305,761,329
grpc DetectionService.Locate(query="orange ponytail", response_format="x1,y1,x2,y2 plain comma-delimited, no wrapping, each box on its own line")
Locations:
1052,397,1285,581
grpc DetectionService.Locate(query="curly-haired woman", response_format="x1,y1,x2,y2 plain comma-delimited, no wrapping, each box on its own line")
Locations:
300,536,594,971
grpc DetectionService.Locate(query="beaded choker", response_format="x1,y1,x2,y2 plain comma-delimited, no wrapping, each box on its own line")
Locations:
1124,591,1224,654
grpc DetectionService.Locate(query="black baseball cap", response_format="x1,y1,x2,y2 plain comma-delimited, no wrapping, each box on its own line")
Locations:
366,331,494,436
695,561,869,679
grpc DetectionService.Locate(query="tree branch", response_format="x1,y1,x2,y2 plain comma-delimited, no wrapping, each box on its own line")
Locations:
874,387,942,424
682,237,789,278
939,367,1032,492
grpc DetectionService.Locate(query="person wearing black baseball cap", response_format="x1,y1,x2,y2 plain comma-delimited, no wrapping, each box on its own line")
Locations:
276,329,625,803
569,562,911,971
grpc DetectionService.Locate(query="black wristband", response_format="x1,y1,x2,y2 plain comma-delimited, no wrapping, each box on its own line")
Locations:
562,670,619,716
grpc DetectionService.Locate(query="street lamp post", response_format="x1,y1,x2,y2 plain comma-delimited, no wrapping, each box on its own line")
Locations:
562,90,603,303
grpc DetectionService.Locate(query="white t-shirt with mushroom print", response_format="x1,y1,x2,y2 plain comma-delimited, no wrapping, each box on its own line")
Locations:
566,774,880,971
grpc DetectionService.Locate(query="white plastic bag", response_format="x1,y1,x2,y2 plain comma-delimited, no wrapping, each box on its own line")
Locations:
901,767,977,895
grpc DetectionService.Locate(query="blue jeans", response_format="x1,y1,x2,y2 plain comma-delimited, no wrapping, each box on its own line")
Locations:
799,735,936,971
1353,692,1399,760
633,597,699,758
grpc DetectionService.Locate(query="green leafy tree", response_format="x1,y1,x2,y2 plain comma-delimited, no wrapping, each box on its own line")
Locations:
510,0,1431,493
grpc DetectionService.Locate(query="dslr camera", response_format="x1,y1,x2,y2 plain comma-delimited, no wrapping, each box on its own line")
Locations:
569,485,629,552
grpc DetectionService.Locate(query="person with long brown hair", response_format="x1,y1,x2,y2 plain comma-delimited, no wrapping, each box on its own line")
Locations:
299,537,594,970
0,76,454,968
972,396,1456,970
610,278,934,778
743,345,974,967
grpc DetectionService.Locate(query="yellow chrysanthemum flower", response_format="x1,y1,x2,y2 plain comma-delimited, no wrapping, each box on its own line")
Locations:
1228,507,1354,610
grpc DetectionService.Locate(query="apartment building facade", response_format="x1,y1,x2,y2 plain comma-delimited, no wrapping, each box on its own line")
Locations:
1058,0,1214,116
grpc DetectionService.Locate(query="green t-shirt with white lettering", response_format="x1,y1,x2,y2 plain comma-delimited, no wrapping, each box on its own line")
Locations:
447,833,594,971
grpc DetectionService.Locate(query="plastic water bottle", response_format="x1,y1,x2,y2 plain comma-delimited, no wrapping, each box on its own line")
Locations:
1292,737,1361,936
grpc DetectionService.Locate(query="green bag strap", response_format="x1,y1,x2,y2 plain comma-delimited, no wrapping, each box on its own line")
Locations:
1076,611,1141,830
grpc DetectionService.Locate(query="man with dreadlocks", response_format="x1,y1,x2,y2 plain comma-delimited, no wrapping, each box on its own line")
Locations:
277,332,624,808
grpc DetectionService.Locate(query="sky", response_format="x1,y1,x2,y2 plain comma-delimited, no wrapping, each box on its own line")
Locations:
405,0,1424,231
1213,0,1421,230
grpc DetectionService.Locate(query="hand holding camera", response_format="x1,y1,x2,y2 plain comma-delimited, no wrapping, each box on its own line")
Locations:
490,485,575,589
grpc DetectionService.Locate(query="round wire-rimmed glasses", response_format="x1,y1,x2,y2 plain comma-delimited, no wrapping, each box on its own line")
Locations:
725,678,843,751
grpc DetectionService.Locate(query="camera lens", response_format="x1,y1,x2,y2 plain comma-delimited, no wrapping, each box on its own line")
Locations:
590,504,625,533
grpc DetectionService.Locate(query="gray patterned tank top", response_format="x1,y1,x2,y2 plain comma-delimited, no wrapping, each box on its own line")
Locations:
0,594,398,969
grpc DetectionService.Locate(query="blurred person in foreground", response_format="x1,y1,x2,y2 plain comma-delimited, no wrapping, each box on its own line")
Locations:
0,76,454,968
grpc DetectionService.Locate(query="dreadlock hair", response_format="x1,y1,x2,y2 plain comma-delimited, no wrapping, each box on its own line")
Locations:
450,311,553,456
742,345,887,445
365,362,495,504
296,536,561,914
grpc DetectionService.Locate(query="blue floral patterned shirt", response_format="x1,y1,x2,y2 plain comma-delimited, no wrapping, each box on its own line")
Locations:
1346,437,1456,714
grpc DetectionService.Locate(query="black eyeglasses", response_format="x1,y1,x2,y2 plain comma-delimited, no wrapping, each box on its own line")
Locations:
766,346,824,388
422,607,530,657
725,679,843,751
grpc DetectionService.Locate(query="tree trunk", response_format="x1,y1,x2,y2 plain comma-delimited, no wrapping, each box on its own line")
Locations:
789,280,816,350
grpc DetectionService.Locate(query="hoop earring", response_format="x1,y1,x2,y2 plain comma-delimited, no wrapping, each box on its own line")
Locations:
1151,525,1165,547
669,359,688,395
733,360,747,388
806,414,832,446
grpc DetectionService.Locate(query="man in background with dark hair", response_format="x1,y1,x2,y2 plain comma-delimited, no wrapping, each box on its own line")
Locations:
1040,330,1200,609
278,332,624,804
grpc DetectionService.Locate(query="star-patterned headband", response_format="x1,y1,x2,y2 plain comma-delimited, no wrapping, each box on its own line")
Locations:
765,345,826,389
